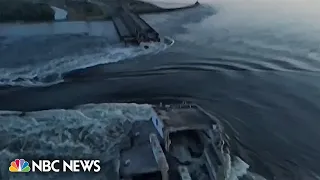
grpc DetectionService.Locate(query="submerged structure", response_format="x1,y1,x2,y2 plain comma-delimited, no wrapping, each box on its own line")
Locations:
115,103,230,180
0,102,229,180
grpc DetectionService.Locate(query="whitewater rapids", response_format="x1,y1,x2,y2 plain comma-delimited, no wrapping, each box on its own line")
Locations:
0,103,254,180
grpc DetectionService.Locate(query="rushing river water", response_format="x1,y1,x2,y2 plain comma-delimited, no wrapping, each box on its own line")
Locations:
1,0,320,179
51,6,68,20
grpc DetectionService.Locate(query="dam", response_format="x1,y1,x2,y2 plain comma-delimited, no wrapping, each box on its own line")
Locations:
0,1,199,44
112,5,160,45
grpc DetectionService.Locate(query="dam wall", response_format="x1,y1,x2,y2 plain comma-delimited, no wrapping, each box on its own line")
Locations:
112,5,160,45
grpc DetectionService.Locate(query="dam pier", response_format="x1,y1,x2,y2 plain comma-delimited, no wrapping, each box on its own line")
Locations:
112,4,160,45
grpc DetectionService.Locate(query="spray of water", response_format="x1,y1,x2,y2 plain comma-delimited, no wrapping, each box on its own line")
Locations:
0,102,262,180
0,37,174,87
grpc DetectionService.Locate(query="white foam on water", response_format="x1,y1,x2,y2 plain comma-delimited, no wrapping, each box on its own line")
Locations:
51,6,68,20
0,102,262,180
0,103,154,180
225,154,269,180
246,172,268,180
225,154,250,180
0,38,173,87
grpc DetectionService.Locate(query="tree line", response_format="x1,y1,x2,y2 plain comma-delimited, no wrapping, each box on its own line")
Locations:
0,1,55,22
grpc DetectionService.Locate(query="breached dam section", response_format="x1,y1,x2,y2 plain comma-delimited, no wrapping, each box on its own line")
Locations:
112,4,160,45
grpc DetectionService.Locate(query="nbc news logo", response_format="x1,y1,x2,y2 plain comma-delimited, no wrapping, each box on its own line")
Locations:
9,159,101,172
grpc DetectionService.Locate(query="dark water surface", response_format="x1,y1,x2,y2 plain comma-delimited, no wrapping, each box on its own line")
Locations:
1,0,320,179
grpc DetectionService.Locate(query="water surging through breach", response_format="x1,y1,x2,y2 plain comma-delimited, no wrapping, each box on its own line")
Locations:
0,37,172,87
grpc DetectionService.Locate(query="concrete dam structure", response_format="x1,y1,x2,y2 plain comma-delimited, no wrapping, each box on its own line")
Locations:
112,5,160,45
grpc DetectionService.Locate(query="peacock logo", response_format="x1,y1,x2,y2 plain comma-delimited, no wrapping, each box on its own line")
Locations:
9,159,31,172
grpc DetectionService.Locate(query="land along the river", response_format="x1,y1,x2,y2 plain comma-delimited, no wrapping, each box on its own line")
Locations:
0,0,199,23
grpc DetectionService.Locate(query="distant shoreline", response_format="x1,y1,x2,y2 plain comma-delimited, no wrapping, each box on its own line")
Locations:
0,1,55,23
0,0,199,24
